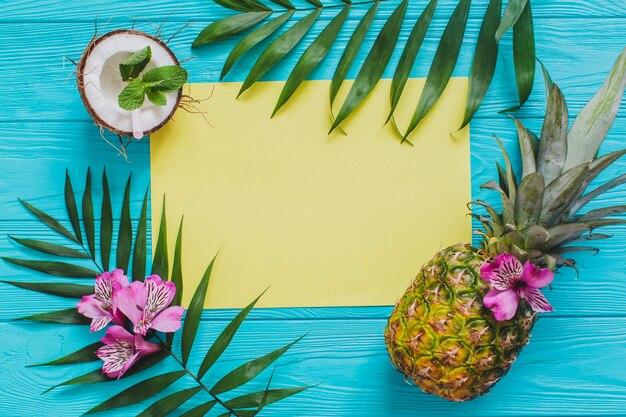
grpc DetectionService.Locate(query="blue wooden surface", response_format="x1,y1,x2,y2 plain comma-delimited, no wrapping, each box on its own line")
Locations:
1,1,626,416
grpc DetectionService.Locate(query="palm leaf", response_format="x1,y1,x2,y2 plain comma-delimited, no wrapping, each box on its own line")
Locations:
197,290,267,379
461,0,501,129
83,371,186,415
28,342,102,367
132,187,149,281
9,236,89,258
210,335,303,395
273,5,350,116
388,0,437,123
117,174,133,272
1,281,93,298
2,258,99,278
329,1,378,107
224,386,311,409
238,8,322,97
152,196,169,279
100,168,113,271
221,11,295,80
64,170,83,244
137,387,202,417
171,217,184,307
194,0,536,136
19,199,79,244
16,308,90,325
181,254,217,366
179,401,217,417
402,0,471,141
330,0,408,133
82,168,95,259
192,12,272,47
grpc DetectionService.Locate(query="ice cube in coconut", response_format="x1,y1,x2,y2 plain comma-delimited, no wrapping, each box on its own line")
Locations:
77,29,182,138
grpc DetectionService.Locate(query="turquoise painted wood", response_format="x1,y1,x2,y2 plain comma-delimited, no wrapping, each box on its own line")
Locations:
0,1,625,416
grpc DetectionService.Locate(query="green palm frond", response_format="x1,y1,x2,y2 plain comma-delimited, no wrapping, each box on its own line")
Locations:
3,168,309,416
193,0,536,138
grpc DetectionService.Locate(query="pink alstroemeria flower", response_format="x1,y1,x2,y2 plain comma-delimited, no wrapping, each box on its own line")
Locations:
77,269,129,332
480,254,554,321
114,275,184,336
96,325,161,379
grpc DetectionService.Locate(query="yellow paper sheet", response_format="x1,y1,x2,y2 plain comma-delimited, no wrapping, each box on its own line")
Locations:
151,78,471,308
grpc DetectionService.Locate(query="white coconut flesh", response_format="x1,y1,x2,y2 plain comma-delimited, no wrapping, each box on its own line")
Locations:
79,31,181,138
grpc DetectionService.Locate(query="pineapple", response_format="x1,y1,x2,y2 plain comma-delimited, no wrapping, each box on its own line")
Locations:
385,48,626,402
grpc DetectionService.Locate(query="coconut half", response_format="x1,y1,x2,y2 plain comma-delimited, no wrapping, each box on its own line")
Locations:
77,29,182,138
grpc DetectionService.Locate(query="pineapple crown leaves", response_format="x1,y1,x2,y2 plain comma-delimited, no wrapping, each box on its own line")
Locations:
192,0,535,139
1,168,309,416
117,46,188,111
474,48,626,271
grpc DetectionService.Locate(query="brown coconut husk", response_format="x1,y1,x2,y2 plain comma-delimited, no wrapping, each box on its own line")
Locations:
76,29,183,138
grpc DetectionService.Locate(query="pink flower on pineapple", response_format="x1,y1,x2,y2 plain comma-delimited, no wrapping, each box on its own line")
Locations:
114,275,184,335
96,325,161,379
480,254,554,321
77,269,129,332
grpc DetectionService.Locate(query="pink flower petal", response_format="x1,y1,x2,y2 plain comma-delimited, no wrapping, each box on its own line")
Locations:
480,262,496,283
522,288,554,313
150,306,185,333
490,254,523,291
145,274,164,286
113,281,147,329
522,261,554,289
104,325,135,343
96,339,136,379
134,333,162,355
77,295,108,319
145,278,176,315
483,289,520,321
116,351,142,379
90,315,112,332
111,269,130,288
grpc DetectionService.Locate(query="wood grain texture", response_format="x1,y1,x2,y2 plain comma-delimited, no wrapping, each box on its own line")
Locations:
1,0,626,416
1,317,626,417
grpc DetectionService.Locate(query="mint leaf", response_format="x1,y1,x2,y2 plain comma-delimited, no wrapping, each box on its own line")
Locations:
142,66,188,93
145,87,167,106
120,46,152,81
118,79,145,110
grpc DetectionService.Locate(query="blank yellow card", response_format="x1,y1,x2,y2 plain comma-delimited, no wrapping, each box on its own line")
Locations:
150,78,471,308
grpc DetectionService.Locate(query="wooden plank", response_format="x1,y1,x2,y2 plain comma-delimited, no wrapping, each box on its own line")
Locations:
1,317,626,416
0,0,624,22
0,17,624,122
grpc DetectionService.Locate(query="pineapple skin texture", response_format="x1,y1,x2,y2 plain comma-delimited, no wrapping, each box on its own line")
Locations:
385,243,537,402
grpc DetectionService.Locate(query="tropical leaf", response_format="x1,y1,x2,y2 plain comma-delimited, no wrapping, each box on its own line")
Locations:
19,199,79,244
402,0,470,141
460,0,501,129
179,401,217,417
117,175,133,272
273,5,349,116
28,342,102,367
193,0,536,135
132,187,149,281
16,308,90,325
171,218,184,307
210,335,303,395
192,12,272,47
2,258,98,278
152,197,169,279
388,0,437,123
65,170,83,244
329,1,378,108
137,387,202,417
100,169,113,271
224,386,311,409
330,0,408,133
221,11,295,80
238,9,322,97
9,236,89,258
181,254,217,366
197,290,267,379
84,371,186,415
82,168,95,259
1,281,93,298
